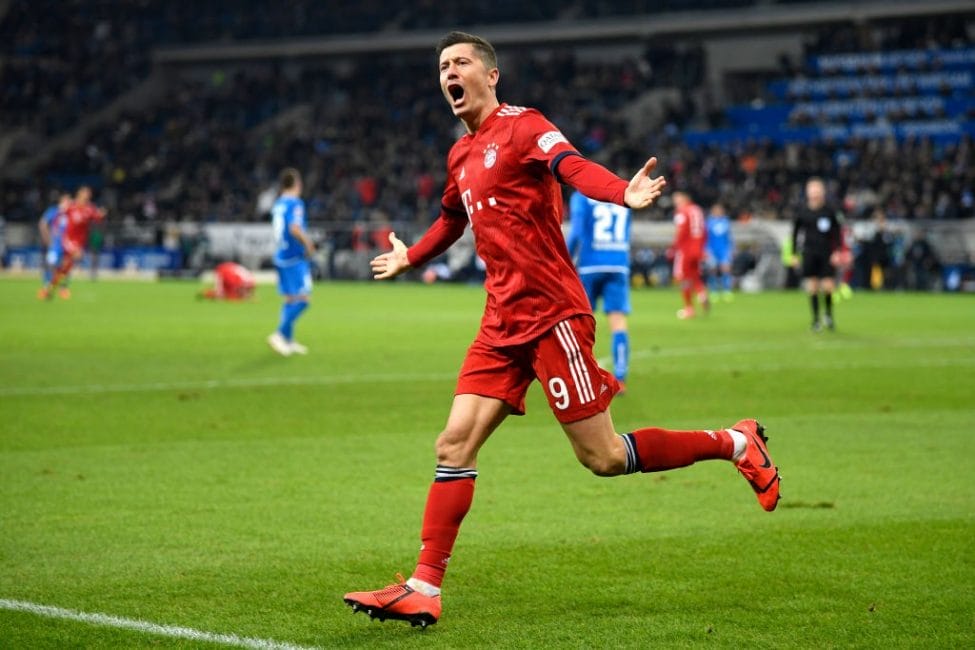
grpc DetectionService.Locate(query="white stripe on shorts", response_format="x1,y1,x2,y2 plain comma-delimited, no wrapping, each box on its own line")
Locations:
554,320,595,404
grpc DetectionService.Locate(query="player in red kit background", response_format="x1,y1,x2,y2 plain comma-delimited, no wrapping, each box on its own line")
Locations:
343,32,781,628
670,191,709,319
198,262,256,301
42,185,105,299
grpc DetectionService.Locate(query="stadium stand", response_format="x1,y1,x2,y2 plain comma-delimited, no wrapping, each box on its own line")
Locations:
1,1,972,288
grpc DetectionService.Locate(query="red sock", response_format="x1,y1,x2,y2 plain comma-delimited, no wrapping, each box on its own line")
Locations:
50,259,73,288
681,286,693,308
413,474,475,588
628,427,733,472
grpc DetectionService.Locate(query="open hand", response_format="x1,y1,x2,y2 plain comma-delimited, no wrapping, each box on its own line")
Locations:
623,157,667,209
370,232,412,279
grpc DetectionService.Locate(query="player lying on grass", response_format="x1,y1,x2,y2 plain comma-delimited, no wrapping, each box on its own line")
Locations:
343,31,781,629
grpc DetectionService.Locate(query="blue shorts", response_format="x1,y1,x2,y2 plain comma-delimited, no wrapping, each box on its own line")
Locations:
46,245,64,267
580,271,630,315
276,260,312,297
707,247,733,267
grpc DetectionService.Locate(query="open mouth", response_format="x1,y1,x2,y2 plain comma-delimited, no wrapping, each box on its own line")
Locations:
447,83,465,103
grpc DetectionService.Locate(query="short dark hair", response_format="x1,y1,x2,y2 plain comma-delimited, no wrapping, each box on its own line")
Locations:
279,167,301,190
436,31,497,70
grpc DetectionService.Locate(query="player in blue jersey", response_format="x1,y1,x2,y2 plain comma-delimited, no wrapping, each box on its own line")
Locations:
37,193,72,300
705,203,734,302
566,190,632,392
267,168,316,356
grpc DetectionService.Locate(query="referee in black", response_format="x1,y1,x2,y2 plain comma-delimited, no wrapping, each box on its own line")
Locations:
791,177,842,331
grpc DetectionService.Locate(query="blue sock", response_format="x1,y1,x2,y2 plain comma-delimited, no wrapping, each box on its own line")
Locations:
277,303,294,340
612,330,629,382
723,273,733,292
277,300,309,341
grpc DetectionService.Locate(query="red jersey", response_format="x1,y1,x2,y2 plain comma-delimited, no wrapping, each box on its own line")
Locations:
410,104,617,346
215,262,255,299
63,202,104,248
673,202,706,257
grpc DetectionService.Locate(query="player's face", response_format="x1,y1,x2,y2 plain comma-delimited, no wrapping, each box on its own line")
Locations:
806,181,825,208
76,187,91,204
439,43,499,130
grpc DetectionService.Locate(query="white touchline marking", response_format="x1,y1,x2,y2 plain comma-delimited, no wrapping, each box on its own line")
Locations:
0,598,321,650
4,336,973,398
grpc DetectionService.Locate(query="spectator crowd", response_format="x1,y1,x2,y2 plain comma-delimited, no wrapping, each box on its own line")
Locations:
1,2,972,278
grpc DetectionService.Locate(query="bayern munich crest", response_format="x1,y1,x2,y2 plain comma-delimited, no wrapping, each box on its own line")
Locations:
483,143,499,168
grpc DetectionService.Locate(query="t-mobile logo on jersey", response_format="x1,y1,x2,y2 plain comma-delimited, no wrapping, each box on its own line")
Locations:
460,189,498,220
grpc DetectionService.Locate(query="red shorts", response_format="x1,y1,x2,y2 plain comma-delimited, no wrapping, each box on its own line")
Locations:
673,250,702,283
62,239,84,257
456,314,619,424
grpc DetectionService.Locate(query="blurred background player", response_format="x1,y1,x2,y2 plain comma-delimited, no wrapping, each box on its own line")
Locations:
566,190,632,392
199,262,256,300
670,191,709,319
268,167,315,356
705,202,734,302
791,177,842,331
37,193,71,299
41,186,105,299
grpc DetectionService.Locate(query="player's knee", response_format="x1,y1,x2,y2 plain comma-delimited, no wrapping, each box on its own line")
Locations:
578,451,625,477
434,428,469,467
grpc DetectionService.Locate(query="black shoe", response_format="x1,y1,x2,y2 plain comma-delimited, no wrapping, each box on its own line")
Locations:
823,315,835,331
811,320,822,332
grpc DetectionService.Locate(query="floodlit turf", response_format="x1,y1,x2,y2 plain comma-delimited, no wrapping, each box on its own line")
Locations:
1,276,973,648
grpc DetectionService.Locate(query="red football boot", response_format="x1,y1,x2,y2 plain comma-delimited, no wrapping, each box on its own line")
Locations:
731,419,781,511
344,574,441,628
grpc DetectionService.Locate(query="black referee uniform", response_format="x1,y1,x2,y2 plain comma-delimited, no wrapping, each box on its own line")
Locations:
792,205,842,330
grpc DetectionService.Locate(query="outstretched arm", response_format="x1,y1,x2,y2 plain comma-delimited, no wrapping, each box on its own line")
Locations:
370,209,468,280
556,155,666,209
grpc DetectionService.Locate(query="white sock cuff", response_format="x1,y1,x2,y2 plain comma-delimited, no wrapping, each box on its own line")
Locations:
407,577,441,597
728,428,747,462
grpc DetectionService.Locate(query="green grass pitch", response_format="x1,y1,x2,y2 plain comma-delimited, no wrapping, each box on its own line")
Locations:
1,276,973,648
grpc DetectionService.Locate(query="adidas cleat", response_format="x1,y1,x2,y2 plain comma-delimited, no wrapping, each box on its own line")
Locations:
344,575,441,628
731,419,781,512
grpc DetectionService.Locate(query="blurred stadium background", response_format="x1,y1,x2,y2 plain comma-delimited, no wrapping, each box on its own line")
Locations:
1,0,973,292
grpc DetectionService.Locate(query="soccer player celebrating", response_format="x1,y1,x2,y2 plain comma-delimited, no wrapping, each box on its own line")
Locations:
344,32,780,628
566,191,632,393
37,193,71,300
706,202,734,302
267,168,315,356
42,186,104,299
670,191,709,319
791,177,842,331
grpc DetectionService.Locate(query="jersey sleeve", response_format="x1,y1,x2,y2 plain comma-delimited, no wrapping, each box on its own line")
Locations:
406,210,468,268
407,164,469,268
517,110,579,176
